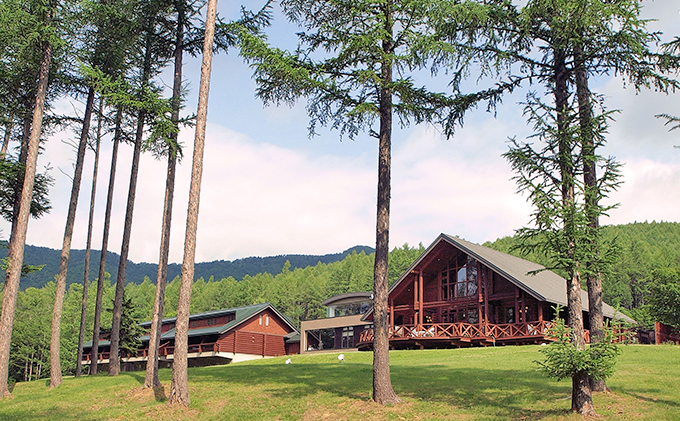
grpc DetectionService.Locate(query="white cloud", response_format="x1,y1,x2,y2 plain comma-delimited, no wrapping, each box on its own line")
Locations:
4,123,378,264
390,124,533,248
605,158,680,226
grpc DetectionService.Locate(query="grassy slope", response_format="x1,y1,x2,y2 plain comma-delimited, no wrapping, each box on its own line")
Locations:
1,345,678,420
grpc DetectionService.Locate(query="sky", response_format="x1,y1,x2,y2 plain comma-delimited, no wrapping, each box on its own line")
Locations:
2,1,679,266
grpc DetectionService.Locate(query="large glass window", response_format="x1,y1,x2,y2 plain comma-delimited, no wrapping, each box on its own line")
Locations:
441,254,479,300
327,301,372,317
341,327,354,348
441,306,479,324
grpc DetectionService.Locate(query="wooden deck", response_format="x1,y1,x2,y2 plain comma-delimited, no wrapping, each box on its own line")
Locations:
81,342,219,363
356,321,582,350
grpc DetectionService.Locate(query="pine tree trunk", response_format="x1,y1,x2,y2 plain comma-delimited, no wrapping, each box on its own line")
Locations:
109,108,145,376
76,97,104,377
10,116,32,241
1,120,11,156
372,6,400,406
145,7,183,388
90,108,123,375
555,46,594,415
0,39,52,398
574,44,607,393
109,26,155,375
50,86,96,388
169,0,217,405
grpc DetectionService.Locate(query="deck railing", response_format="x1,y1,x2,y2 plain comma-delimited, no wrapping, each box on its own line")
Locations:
82,342,220,362
358,321,559,344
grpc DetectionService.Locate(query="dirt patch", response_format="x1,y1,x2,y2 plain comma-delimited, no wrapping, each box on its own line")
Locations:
302,398,415,421
125,387,157,402
142,402,202,421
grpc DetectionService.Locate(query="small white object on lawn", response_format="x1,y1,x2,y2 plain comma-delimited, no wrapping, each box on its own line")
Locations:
285,358,292,364
338,354,344,362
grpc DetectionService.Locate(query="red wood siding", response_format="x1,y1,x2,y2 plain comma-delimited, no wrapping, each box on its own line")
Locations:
217,330,288,356
239,309,291,335
492,273,516,295
264,334,286,356
286,342,300,355
423,275,438,302
217,331,236,353
236,331,265,355
189,314,235,330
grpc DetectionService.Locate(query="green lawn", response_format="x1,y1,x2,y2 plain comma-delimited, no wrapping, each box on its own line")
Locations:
1,345,678,420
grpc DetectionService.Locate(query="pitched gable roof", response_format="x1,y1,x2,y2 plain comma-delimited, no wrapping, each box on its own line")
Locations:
86,302,298,347
156,302,298,340
380,233,633,323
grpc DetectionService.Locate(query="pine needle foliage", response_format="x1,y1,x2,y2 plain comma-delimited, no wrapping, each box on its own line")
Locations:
537,308,623,382
504,93,621,281
239,0,511,141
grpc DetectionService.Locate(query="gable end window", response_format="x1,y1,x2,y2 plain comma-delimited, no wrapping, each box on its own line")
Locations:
441,254,479,300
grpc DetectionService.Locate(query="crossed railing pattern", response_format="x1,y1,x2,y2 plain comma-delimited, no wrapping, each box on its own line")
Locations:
358,321,558,344
82,342,219,362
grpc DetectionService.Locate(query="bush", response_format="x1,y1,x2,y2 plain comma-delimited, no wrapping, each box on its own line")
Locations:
536,313,621,382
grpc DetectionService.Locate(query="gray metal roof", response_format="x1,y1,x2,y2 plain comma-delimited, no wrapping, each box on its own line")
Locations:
384,234,634,323
321,291,373,306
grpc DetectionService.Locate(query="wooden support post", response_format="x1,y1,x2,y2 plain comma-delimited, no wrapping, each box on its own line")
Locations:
514,289,519,324
413,275,419,327
538,304,544,322
483,267,489,326
519,291,524,323
418,273,423,321
477,262,483,330
389,299,394,331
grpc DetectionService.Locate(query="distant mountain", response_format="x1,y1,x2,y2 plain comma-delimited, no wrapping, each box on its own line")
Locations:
1,244,375,290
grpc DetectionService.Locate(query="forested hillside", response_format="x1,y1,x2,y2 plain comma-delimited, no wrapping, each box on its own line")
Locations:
485,221,680,323
0,244,374,290
8,222,679,383
7,243,423,382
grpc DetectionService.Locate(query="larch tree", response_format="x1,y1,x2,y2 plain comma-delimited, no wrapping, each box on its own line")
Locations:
503,1,610,413
0,0,62,237
568,0,678,393
143,0,272,388
89,106,122,374
87,0,142,374
75,97,104,377
503,0,677,414
49,67,97,389
108,0,175,376
168,0,217,406
0,0,57,398
240,0,506,405
143,0,189,388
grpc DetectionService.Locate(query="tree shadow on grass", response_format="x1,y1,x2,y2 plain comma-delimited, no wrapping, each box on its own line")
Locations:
125,372,167,402
618,391,680,408
127,372,144,385
188,361,571,419
0,405,96,421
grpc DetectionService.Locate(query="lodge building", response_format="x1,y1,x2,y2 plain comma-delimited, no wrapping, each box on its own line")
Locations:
355,234,634,350
82,303,300,371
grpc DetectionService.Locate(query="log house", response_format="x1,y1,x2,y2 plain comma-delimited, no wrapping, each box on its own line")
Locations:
357,234,634,350
83,303,300,371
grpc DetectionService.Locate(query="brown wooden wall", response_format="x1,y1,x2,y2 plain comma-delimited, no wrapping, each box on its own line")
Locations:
423,274,438,302
217,331,288,356
238,309,291,335
286,342,300,355
188,314,235,330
